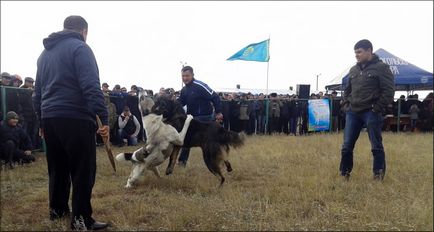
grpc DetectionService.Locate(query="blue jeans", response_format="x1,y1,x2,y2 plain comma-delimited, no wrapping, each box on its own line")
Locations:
117,129,138,146
340,110,386,176
178,114,214,164
256,115,265,134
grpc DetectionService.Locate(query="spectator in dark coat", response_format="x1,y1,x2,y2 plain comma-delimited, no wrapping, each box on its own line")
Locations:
288,96,300,136
279,98,291,135
238,94,251,134
268,93,283,134
256,94,266,134
420,93,433,131
330,91,341,132
247,94,258,135
221,94,231,130
0,111,35,169
19,77,40,149
110,84,128,115
229,93,241,132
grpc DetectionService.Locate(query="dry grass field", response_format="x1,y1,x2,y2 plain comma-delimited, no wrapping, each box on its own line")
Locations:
1,132,433,231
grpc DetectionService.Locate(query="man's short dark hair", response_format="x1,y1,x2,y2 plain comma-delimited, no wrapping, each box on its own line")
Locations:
354,39,373,51
181,66,194,74
64,15,88,32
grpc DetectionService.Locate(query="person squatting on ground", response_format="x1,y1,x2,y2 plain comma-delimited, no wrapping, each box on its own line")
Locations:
117,106,141,146
176,66,223,167
33,15,110,230
339,39,395,181
0,111,36,168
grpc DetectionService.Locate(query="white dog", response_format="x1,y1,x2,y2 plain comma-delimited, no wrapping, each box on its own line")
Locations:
116,113,193,188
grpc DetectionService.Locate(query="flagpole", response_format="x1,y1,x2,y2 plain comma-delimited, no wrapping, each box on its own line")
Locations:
266,35,270,95
265,35,270,134
266,60,270,96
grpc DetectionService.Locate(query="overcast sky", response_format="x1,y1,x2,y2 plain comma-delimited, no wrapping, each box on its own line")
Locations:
1,1,433,96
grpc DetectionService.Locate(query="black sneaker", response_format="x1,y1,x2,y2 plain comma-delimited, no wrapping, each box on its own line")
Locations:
49,209,71,221
71,216,109,231
89,221,109,230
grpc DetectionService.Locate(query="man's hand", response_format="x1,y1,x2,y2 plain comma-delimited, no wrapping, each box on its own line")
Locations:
24,150,32,156
97,125,110,143
215,113,223,122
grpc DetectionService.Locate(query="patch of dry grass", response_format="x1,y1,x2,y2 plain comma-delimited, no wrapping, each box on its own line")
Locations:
1,132,432,231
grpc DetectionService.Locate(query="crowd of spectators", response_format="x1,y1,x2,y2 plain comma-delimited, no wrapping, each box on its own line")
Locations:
218,90,433,134
1,70,433,167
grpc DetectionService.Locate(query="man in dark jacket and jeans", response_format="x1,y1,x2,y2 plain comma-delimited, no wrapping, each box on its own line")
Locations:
33,16,109,230
340,39,395,181
177,66,223,166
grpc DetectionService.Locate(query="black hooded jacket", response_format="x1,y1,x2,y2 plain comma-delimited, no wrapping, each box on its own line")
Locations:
33,30,108,125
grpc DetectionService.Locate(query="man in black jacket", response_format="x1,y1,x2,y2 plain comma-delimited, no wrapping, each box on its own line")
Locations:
33,16,109,230
19,77,39,149
340,39,394,181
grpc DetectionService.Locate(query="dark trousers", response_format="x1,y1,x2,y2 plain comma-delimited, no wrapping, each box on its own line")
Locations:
256,115,265,134
178,114,213,164
268,117,280,134
280,117,289,134
247,116,256,135
340,110,386,176
43,118,97,225
223,116,230,131
289,117,298,135
239,119,249,133
229,116,241,132
22,118,40,149
0,140,27,165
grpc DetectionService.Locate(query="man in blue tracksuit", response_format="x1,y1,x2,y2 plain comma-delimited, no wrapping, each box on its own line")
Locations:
177,66,223,166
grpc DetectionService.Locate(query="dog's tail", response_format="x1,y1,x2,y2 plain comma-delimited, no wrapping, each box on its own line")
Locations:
218,128,246,153
115,153,133,162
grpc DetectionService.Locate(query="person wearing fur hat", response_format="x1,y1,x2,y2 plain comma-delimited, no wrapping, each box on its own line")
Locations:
0,111,35,169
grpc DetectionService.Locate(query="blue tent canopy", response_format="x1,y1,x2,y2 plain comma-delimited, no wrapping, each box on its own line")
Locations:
328,48,433,91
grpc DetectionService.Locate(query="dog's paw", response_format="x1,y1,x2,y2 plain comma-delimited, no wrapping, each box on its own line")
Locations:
125,182,133,189
186,114,193,121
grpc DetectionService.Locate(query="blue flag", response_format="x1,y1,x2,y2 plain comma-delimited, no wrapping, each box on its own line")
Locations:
227,39,270,62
